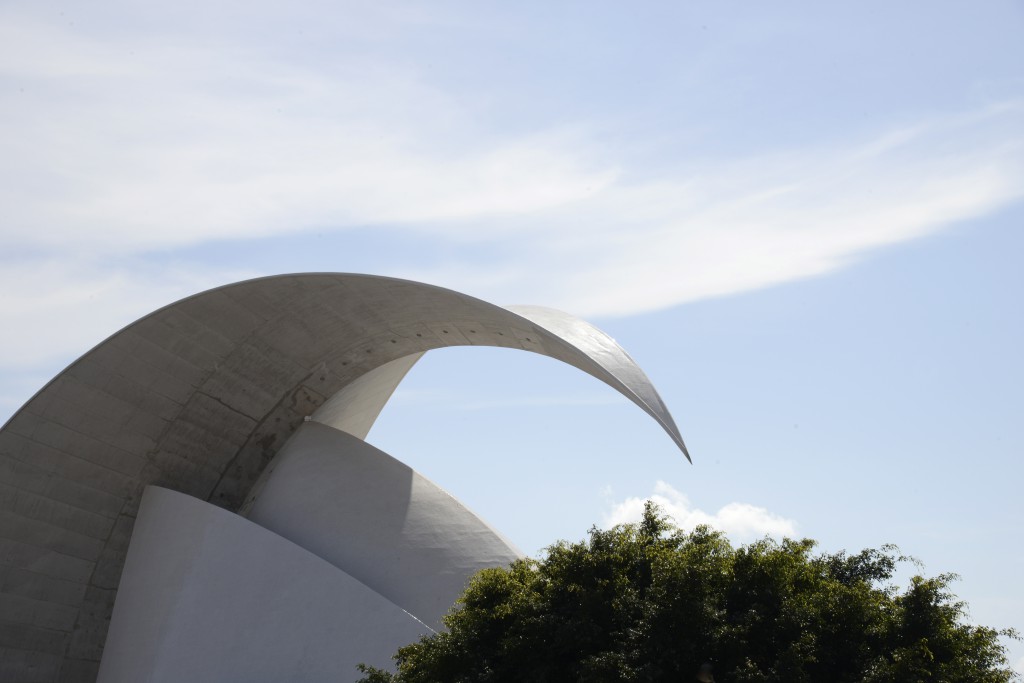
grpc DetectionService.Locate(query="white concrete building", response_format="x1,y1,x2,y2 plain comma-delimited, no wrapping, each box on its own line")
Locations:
0,274,687,683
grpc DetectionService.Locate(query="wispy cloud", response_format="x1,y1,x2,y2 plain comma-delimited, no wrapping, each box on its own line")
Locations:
411,104,1024,316
2,6,1022,384
0,260,256,368
603,481,798,543
1,14,614,253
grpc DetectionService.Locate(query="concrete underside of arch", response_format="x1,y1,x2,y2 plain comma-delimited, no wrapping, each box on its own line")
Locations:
0,273,686,682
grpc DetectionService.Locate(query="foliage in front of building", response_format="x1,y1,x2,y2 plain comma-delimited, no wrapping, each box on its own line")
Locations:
358,503,1018,683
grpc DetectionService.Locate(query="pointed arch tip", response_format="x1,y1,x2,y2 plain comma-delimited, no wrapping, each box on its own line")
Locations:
501,303,690,463
664,429,691,463
677,438,693,464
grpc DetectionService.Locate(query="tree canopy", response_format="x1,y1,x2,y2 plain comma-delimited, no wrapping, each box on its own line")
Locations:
358,503,1018,683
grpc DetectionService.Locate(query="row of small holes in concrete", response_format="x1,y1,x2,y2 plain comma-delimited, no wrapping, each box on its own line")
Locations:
331,330,533,366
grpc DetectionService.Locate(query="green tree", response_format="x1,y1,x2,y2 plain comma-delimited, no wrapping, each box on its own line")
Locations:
358,503,1018,683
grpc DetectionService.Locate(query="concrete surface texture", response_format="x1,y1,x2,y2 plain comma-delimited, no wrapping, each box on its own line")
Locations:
97,485,431,683
245,421,522,631
0,273,688,682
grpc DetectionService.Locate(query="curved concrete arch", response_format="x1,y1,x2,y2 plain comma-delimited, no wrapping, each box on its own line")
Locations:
0,273,687,683
308,353,425,440
304,304,690,459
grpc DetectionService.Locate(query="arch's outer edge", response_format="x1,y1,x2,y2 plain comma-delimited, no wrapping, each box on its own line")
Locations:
303,307,689,461
0,272,688,683
504,305,689,461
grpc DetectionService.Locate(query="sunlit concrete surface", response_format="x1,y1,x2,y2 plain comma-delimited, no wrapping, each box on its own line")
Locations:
97,486,430,683
0,273,687,682
245,421,522,630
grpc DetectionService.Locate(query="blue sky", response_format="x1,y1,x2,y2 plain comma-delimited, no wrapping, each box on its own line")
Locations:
2,0,1022,672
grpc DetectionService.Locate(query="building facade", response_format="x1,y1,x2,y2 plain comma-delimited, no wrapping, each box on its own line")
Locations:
0,274,687,682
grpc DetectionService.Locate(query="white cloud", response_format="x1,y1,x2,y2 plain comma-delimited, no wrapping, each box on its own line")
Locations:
0,259,256,368
3,10,1021,275
0,14,614,253
603,481,798,543
2,6,1023,390
410,104,1024,317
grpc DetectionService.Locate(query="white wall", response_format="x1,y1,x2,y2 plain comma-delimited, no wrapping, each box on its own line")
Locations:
98,486,429,683
245,422,523,628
